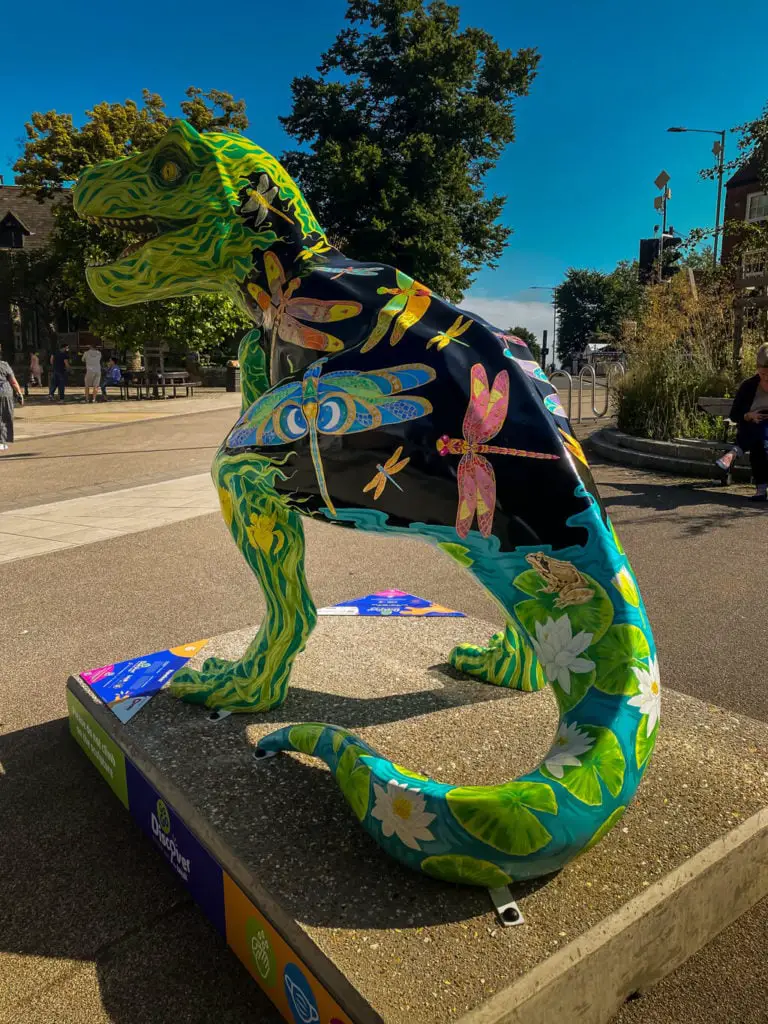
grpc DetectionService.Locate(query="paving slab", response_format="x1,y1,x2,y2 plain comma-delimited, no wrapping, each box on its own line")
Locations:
12,390,241,441
66,616,768,1024
0,473,219,563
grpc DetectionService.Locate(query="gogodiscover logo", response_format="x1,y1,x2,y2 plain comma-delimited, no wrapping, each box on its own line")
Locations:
150,798,191,881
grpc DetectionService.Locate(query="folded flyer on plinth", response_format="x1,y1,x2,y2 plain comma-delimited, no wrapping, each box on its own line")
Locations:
317,589,465,617
80,640,209,722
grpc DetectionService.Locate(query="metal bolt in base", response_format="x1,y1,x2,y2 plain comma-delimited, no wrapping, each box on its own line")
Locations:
488,886,525,927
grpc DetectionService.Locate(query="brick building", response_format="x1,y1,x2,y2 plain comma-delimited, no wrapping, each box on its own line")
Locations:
721,156,767,263
722,156,768,352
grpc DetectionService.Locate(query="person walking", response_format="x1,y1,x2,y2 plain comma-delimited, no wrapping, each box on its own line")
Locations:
716,343,768,501
83,344,102,403
49,344,70,401
0,349,24,450
29,352,43,387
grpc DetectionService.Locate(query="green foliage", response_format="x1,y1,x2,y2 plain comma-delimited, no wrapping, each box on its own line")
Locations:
0,245,66,349
555,261,643,362
279,0,539,302
507,325,541,360
11,88,250,360
616,272,739,440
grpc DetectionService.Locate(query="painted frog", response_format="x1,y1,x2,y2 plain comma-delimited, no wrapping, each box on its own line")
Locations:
525,552,595,609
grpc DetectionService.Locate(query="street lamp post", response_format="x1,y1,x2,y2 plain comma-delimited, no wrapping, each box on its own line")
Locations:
667,126,726,269
530,285,559,369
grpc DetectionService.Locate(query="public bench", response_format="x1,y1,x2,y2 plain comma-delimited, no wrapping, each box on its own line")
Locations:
697,396,735,442
120,371,201,400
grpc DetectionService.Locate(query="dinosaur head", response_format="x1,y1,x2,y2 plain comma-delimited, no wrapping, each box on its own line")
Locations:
73,121,325,307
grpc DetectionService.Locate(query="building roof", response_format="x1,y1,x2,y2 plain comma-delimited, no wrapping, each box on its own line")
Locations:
0,184,66,250
726,154,762,189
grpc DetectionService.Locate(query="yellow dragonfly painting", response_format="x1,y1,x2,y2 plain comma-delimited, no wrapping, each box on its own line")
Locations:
247,252,362,353
242,174,294,228
363,446,411,500
361,270,433,353
427,314,473,351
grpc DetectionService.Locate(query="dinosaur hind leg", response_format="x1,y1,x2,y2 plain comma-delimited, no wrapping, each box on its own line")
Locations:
437,551,544,692
170,450,317,712
449,619,545,691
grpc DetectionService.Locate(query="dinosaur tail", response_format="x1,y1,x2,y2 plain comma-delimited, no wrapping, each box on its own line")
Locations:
255,710,633,887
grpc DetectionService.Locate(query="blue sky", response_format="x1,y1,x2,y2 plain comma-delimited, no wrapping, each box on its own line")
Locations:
3,0,767,337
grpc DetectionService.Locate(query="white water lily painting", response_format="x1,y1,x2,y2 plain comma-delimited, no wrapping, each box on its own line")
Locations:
530,615,596,693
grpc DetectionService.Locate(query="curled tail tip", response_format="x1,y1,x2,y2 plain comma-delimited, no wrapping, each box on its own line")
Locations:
256,722,380,762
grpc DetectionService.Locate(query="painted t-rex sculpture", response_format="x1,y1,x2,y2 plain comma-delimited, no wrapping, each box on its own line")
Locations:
74,121,660,888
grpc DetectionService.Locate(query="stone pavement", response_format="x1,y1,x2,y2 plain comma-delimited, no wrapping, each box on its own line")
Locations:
2,409,768,1024
0,473,218,563
12,388,241,441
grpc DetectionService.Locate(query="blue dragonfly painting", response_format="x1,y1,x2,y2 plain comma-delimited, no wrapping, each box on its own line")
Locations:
226,359,437,515
314,265,386,281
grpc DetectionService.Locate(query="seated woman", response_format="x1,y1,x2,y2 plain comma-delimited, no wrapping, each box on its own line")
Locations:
716,343,768,501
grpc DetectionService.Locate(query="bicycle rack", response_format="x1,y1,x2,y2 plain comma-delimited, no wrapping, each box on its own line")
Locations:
550,362,624,423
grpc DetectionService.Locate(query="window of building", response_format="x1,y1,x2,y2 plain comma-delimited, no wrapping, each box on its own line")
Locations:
746,192,768,222
0,213,25,248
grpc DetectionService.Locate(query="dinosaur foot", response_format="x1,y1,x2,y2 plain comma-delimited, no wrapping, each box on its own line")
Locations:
450,628,545,691
169,659,287,713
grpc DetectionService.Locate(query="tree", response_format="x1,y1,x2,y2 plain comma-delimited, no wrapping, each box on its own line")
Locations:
11,88,250,359
0,245,66,351
507,325,541,361
555,262,643,363
279,0,539,302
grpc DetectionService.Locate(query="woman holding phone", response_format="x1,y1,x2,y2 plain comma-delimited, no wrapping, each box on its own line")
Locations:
717,343,768,501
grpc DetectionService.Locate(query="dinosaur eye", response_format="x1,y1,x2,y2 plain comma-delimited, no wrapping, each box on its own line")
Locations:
160,161,181,184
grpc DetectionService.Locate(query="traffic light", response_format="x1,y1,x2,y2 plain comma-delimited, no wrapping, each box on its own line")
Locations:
638,235,684,283
661,235,683,280
639,238,659,284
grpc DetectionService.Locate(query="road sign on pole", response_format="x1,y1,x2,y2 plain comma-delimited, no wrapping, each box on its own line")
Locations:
654,170,671,190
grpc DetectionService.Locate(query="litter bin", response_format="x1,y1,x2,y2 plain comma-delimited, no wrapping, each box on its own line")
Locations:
226,361,240,393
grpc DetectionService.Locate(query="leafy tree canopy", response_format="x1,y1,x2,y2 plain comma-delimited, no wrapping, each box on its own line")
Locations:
507,324,541,360
555,262,643,362
11,88,250,359
280,0,539,302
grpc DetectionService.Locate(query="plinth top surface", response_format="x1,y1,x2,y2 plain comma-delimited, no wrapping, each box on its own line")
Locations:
73,617,768,1024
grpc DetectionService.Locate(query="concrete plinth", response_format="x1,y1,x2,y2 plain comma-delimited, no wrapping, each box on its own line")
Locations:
67,617,768,1024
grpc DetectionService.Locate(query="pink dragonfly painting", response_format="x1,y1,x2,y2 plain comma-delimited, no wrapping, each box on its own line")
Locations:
437,364,560,538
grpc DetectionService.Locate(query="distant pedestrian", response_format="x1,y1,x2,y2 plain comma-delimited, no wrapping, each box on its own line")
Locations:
0,348,24,450
716,343,768,501
29,352,43,386
101,357,122,400
49,345,70,401
83,344,102,403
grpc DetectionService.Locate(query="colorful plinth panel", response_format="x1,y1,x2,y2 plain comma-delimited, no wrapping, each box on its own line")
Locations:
67,686,355,1024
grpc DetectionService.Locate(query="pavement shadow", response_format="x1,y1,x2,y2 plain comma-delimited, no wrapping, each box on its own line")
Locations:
601,478,767,536
259,667,516,731
0,717,275,1022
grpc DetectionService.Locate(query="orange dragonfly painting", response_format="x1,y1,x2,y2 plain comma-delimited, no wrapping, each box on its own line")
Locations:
247,252,362,352
363,446,410,499
437,364,560,538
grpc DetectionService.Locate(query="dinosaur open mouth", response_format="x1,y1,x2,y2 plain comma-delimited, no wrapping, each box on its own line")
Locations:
82,215,193,264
